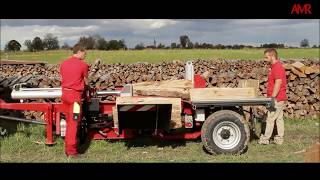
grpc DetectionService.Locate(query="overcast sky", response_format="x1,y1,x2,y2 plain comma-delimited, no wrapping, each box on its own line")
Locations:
0,19,319,49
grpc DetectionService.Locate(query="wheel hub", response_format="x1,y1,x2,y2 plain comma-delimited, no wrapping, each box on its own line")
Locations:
220,129,231,139
212,121,241,150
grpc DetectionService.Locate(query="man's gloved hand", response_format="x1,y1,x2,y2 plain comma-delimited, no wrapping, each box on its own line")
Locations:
267,97,276,112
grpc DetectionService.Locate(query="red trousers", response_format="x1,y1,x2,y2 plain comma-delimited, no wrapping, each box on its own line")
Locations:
61,89,83,156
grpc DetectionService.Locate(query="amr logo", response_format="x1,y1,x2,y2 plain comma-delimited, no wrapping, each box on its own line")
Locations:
291,3,312,15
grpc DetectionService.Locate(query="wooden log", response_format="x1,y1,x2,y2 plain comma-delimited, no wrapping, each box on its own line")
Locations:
155,74,162,81
292,79,299,87
300,96,308,104
18,74,33,84
294,110,302,118
302,88,310,96
285,71,290,76
306,94,317,104
286,106,294,114
289,73,297,81
291,61,306,73
314,103,320,111
291,67,307,78
283,63,292,70
288,92,300,102
303,78,312,85
8,76,23,87
1,76,17,87
294,102,303,110
302,103,310,111
132,80,192,100
310,73,319,79
305,66,313,75
296,85,303,92
305,65,320,74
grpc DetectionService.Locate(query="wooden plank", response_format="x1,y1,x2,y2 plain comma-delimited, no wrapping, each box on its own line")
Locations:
190,87,256,102
238,79,260,96
238,80,260,121
132,80,192,100
112,106,119,129
116,96,182,129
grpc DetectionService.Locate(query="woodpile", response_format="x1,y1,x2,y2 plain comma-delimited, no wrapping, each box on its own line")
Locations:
284,61,320,119
0,59,319,120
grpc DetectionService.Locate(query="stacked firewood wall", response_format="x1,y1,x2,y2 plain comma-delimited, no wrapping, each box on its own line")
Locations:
1,59,319,120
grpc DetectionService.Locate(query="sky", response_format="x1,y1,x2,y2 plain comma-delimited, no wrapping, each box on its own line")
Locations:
0,19,319,49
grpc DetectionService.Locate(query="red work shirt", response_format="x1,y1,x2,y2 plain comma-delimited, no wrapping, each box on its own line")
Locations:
267,60,287,101
60,56,89,91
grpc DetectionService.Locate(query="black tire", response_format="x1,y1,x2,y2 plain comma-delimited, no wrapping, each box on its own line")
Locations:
201,110,250,155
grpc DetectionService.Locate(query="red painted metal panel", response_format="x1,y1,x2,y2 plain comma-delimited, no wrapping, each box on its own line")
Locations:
100,102,116,115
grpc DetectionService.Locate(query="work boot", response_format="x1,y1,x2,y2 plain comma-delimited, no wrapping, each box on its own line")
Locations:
274,135,284,145
258,135,270,145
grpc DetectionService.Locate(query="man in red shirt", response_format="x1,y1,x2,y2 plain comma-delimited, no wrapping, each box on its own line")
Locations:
259,48,287,145
60,44,89,157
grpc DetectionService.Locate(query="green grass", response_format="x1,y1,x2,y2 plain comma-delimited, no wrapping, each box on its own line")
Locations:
0,118,319,162
1,48,319,64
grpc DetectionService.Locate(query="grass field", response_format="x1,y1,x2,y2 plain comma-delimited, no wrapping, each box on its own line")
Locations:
0,118,318,162
1,48,319,64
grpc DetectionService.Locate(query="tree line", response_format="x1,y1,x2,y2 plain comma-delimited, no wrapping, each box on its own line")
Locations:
4,34,127,52
3,34,317,52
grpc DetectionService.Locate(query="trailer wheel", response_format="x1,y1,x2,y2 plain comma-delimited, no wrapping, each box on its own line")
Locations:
201,110,250,155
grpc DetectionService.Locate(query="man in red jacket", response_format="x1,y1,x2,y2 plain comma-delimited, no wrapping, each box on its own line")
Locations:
60,44,89,157
259,48,287,145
